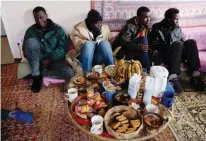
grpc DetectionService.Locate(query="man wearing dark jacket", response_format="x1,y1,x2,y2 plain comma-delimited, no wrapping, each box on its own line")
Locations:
112,6,152,70
150,8,204,93
23,6,74,93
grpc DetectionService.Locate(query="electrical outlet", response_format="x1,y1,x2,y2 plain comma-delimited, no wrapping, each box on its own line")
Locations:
17,39,23,46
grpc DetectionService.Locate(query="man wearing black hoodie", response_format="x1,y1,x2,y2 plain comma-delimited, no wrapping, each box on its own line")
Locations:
150,8,204,93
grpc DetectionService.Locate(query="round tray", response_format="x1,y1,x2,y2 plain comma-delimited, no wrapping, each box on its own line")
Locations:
67,102,172,141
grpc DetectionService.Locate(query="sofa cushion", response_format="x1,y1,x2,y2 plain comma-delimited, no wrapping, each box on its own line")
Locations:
182,27,206,51
199,51,206,68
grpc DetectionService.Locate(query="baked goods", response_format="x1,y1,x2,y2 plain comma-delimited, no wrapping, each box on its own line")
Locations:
73,76,86,85
144,113,163,128
103,81,116,92
74,89,107,119
87,72,100,79
109,113,141,134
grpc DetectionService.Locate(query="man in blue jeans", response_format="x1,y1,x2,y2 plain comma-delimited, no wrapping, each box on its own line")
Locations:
70,9,114,73
23,6,74,93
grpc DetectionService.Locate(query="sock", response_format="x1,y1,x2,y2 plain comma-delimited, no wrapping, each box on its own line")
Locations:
31,75,42,93
192,71,200,77
169,74,177,80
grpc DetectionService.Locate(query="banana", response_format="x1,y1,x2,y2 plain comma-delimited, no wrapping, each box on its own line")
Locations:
128,62,132,79
115,59,125,77
121,63,127,78
125,62,129,80
133,61,142,75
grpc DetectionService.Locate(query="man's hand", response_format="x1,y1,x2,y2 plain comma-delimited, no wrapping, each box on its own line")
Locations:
109,37,115,44
152,50,158,56
41,59,51,69
68,49,77,60
140,44,148,52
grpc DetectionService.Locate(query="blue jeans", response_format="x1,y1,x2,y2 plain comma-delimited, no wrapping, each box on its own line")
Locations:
139,52,150,71
24,38,74,79
80,40,114,72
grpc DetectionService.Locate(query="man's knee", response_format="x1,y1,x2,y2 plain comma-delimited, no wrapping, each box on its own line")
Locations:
62,67,74,79
185,39,196,45
99,40,110,47
25,38,40,50
83,41,95,48
172,41,184,47
184,39,198,51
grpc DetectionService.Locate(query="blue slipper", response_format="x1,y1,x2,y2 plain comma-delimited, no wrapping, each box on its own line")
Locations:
9,110,33,123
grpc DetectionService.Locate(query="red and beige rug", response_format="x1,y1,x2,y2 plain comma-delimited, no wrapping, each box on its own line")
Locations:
1,63,175,141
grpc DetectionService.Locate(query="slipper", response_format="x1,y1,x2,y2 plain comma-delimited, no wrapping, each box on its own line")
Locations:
9,110,33,123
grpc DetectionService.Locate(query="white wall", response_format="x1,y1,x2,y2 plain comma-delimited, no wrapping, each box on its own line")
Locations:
1,1,90,58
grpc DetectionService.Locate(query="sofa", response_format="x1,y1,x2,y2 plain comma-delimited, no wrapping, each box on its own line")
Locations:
182,27,206,72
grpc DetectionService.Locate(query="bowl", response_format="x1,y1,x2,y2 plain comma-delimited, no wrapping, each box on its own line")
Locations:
73,76,86,85
113,90,131,106
127,99,145,110
87,72,100,80
105,65,116,77
143,113,163,128
104,106,143,140
145,104,159,113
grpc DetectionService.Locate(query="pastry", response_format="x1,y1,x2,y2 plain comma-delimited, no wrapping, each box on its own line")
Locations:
116,128,127,133
118,117,127,121
122,124,129,128
116,115,125,120
127,127,137,132
110,122,121,129
121,119,129,124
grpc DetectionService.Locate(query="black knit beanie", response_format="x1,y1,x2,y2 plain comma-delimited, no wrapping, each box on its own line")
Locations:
86,9,102,24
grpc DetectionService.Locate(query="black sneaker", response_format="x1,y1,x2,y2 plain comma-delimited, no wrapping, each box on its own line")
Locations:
190,76,205,91
169,77,184,94
31,75,42,93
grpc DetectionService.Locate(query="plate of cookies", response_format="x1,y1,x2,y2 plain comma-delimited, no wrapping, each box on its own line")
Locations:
104,106,143,140
70,89,110,126
73,76,86,85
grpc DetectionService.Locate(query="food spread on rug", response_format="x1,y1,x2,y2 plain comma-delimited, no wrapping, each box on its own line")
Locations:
67,59,175,140
1,63,175,140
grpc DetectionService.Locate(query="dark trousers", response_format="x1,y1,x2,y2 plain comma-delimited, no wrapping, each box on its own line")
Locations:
116,49,150,70
151,39,201,75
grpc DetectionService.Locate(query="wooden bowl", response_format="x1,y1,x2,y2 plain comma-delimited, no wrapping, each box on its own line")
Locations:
143,113,163,129
104,106,143,140
70,94,110,126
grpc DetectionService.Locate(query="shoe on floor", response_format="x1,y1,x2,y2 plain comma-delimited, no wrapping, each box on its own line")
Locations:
169,77,184,94
190,76,205,91
31,75,42,93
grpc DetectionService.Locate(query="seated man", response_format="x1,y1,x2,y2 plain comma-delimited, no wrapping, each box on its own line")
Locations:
112,6,152,70
70,9,114,73
149,8,204,93
23,6,74,93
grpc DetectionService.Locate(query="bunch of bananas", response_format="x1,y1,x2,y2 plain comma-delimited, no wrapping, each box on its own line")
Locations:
113,59,142,80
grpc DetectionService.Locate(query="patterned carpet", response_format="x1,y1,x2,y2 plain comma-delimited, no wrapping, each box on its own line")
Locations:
1,63,175,141
170,92,206,141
